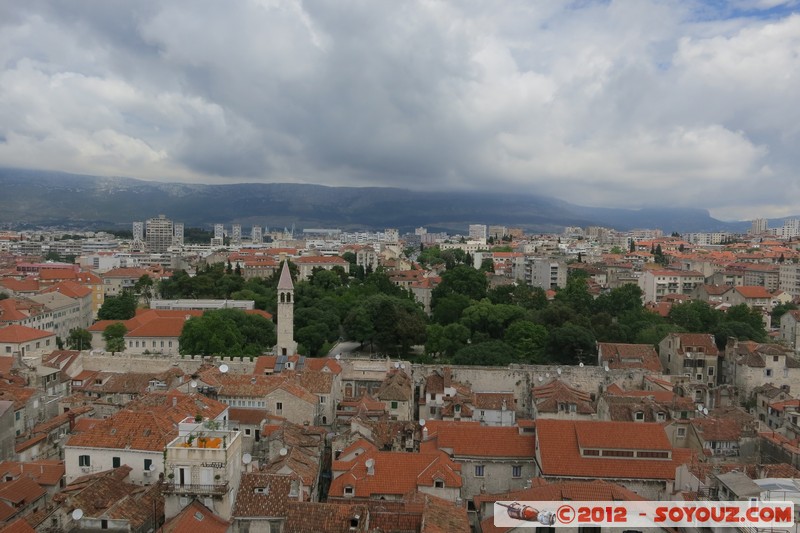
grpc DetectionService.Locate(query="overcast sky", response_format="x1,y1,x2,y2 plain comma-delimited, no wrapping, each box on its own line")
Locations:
1,1,799,220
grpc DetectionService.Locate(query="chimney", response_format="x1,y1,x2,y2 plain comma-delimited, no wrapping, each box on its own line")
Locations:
443,367,451,388
422,427,429,441
67,412,76,432
172,396,177,407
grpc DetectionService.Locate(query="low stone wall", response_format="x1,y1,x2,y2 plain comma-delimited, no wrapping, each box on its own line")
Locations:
81,352,256,375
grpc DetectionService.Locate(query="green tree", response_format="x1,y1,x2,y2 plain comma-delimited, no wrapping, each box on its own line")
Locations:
453,340,518,366
102,323,127,355
431,294,472,325
504,321,548,363
592,284,644,317
98,293,137,320
133,275,154,306
432,265,488,305
772,303,798,324
545,322,596,364
460,301,525,339
554,270,593,312
343,306,376,348
66,328,92,351
668,300,719,333
179,309,276,356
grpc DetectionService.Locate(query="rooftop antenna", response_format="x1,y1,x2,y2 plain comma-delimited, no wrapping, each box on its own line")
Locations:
219,364,229,374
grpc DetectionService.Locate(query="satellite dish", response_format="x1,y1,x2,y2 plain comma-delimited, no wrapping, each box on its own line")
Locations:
538,376,544,382
394,362,400,369
72,509,84,521
604,364,609,372
219,364,229,374
579,362,584,368
190,380,197,388
242,453,252,465
557,368,562,375
545,373,550,378
400,364,405,369
419,419,426,427
279,447,288,456
149,463,157,472
365,458,375,468
702,408,709,415
334,354,340,360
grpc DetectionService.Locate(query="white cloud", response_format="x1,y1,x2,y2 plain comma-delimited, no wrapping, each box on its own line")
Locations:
0,0,799,218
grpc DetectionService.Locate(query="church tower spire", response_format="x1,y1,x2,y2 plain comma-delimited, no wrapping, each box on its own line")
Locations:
275,261,298,356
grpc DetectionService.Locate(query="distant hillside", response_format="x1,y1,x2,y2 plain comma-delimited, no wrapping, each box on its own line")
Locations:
0,168,755,233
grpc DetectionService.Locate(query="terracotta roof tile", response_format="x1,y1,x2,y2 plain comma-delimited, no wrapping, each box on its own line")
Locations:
533,379,595,415
161,500,229,533
598,343,663,372
0,518,36,533
64,409,175,452
284,502,370,533
233,473,297,518
420,494,470,533
421,422,534,458
0,460,64,487
330,450,461,498
0,477,45,506
0,325,54,343
474,479,646,507
536,419,684,481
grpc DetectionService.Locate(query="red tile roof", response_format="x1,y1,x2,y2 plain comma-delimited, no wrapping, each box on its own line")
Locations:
597,343,662,372
162,500,229,533
735,286,774,299
330,450,461,498
41,280,92,299
533,379,595,415
65,409,175,452
0,325,54,343
536,419,684,481
421,422,534,458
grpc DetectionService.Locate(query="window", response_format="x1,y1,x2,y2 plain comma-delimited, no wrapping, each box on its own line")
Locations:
276,402,283,415
475,465,485,477
601,450,634,458
766,369,773,378
774,355,780,362
708,367,714,376
144,459,152,471
79,455,91,467
434,479,444,488
634,411,644,421
245,428,252,436
15,411,20,421
582,449,600,456
344,485,354,496
677,427,686,438
112,457,121,468
656,412,666,422
391,401,398,409
512,465,522,478
319,396,326,403
4,347,9,353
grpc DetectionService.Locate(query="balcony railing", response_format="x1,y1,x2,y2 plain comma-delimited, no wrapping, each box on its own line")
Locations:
161,481,229,495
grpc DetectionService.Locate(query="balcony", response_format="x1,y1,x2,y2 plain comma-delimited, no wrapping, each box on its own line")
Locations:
161,481,229,495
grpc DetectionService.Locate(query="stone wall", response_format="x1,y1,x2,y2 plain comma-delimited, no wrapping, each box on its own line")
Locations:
80,352,256,375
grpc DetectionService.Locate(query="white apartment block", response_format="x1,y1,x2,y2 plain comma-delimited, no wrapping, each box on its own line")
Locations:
638,269,705,303
779,264,800,298
145,215,174,253
468,224,487,242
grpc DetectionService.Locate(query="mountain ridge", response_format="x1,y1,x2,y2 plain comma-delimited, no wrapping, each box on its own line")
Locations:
0,167,763,233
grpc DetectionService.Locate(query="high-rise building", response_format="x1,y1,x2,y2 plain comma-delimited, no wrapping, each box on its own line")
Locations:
211,224,224,247
145,215,173,253
750,218,768,235
132,221,144,243
488,225,508,240
232,224,242,246
172,222,184,247
384,228,399,243
251,226,262,244
469,224,487,242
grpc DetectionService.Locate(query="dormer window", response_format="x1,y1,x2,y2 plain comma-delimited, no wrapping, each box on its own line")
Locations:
344,485,354,497
434,479,444,488
634,411,645,422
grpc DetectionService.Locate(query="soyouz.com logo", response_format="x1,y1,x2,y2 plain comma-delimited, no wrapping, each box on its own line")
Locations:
493,501,795,528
